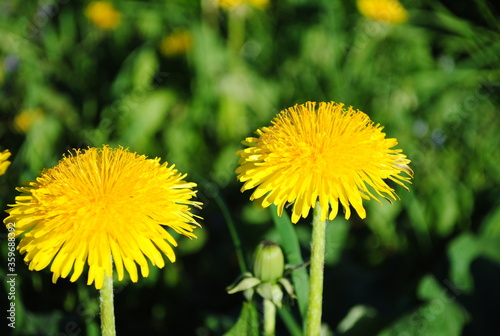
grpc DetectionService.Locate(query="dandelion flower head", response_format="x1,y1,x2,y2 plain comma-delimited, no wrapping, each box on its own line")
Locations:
160,30,193,58
85,1,121,30
357,0,408,24
216,0,270,11
236,102,413,223
5,146,201,289
0,149,11,175
13,108,44,133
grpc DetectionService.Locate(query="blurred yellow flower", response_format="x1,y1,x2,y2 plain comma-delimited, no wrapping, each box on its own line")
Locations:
160,30,193,57
357,0,408,24
85,1,121,30
217,0,270,11
5,146,202,289
13,108,44,133
236,102,413,223
0,149,11,175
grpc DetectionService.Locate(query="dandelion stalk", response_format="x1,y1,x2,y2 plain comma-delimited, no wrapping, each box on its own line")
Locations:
228,9,245,59
305,202,326,336
263,298,276,336
100,261,116,336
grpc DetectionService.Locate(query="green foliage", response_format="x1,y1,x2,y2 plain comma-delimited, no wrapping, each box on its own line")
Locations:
224,302,259,336
378,275,469,336
271,205,309,320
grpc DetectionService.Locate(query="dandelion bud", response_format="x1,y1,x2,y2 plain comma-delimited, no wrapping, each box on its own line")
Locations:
253,240,284,283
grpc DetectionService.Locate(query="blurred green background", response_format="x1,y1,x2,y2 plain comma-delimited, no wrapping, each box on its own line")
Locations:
1,0,499,335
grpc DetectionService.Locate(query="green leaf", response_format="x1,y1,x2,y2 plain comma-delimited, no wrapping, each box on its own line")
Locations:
119,89,175,151
224,302,259,336
434,183,460,236
365,199,402,250
271,205,309,320
447,233,479,293
132,47,159,89
447,231,500,295
176,228,208,255
377,275,469,336
479,206,500,238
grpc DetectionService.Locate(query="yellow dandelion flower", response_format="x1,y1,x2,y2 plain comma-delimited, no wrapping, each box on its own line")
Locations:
4,146,201,289
85,1,121,30
13,108,44,133
236,102,413,224
0,149,11,175
160,30,193,57
357,0,408,24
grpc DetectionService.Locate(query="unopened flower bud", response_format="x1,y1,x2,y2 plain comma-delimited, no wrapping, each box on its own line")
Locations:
253,240,284,283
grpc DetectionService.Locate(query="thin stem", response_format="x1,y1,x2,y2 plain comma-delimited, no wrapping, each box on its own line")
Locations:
228,9,245,62
305,202,326,336
277,305,303,336
214,194,247,273
263,298,276,336
100,266,116,336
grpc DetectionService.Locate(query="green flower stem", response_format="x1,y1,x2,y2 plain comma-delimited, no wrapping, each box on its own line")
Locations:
214,194,247,273
263,298,276,336
100,267,116,336
305,202,326,336
228,9,245,61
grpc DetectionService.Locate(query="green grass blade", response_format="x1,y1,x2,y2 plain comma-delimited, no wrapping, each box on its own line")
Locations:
270,205,309,320
214,194,248,273
278,306,303,336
